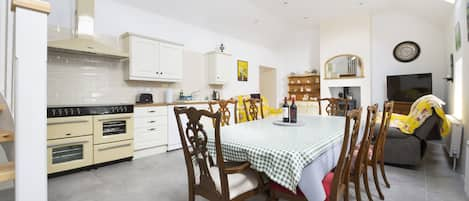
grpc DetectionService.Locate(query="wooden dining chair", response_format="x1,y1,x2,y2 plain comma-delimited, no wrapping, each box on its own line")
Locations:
208,99,238,126
267,108,363,201
243,98,264,121
367,101,394,200
174,107,264,201
349,104,379,201
317,98,351,116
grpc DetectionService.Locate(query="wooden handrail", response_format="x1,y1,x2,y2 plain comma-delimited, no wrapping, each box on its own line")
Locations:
0,130,14,143
11,0,50,14
0,162,14,182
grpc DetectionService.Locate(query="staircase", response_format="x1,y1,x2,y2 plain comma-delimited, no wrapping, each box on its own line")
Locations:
0,104,15,184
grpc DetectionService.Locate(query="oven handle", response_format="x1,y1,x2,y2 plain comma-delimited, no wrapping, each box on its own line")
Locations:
98,117,132,122
47,141,89,148
47,120,89,125
98,143,132,151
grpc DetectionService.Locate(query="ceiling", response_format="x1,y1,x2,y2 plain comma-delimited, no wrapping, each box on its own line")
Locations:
110,0,454,47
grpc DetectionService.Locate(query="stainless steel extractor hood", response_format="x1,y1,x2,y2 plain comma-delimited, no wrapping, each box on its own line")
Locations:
48,0,128,59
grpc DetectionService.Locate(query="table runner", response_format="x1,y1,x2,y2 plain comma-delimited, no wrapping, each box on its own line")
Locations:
206,115,345,192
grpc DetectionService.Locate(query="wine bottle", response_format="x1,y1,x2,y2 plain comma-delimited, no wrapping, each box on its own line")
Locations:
290,97,297,123
282,97,289,122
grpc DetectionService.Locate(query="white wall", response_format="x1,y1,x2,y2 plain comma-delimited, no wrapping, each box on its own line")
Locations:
447,0,469,179
47,0,319,107
320,14,372,109
371,12,448,105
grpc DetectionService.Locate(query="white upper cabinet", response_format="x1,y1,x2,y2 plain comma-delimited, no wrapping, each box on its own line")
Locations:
129,36,159,79
122,33,183,82
159,43,183,81
207,51,231,85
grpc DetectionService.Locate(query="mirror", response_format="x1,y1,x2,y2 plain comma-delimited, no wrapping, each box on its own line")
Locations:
324,54,364,79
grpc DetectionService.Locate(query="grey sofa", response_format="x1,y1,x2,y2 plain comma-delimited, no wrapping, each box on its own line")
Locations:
376,113,441,166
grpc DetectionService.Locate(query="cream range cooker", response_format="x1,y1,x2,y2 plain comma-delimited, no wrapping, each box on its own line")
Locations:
47,104,134,174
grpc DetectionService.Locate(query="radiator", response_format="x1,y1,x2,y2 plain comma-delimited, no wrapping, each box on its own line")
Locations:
443,115,464,170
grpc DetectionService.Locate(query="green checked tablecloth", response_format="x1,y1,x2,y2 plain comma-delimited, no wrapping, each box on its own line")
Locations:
206,115,345,193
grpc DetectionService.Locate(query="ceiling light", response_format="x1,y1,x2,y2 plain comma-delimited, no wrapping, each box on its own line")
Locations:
304,17,310,20
444,0,455,4
283,1,288,5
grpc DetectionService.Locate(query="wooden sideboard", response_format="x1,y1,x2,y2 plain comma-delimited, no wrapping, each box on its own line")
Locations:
392,101,412,115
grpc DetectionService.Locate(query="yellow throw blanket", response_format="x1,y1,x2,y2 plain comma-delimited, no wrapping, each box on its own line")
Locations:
389,95,451,137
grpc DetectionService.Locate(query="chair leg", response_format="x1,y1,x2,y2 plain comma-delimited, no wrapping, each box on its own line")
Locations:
379,160,391,188
344,183,350,201
188,187,195,201
267,189,279,201
372,164,384,200
354,177,362,201
363,171,373,201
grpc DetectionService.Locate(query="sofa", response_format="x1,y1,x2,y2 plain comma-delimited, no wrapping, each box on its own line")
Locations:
375,112,441,166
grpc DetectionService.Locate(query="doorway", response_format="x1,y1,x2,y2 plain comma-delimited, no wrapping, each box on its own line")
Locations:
259,66,278,108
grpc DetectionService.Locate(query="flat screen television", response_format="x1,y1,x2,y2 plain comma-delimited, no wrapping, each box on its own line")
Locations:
387,73,432,102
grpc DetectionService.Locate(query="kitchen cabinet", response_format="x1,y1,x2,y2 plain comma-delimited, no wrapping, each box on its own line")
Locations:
122,33,183,82
167,104,212,151
207,51,231,85
159,43,183,81
133,106,168,158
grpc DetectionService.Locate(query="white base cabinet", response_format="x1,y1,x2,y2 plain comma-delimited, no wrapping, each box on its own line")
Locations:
133,106,168,158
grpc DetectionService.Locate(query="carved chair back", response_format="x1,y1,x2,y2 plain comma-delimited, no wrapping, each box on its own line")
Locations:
329,108,362,201
174,107,229,200
318,98,350,116
355,104,378,172
243,98,264,121
208,99,238,126
373,101,394,161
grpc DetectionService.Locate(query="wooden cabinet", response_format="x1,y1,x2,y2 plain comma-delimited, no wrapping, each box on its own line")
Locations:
392,101,412,115
207,51,231,85
288,74,320,101
133,106,168,158
122,33,183,82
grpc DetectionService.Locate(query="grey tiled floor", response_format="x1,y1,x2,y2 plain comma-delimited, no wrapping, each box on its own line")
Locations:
0,142,467,201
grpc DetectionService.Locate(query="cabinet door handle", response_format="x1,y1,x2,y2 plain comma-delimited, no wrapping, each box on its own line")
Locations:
148,128,156,131
48,141,89,148
148,120,156,123
148,110,156,113
47,120,89,125
98,117,131,122
98,143,132,152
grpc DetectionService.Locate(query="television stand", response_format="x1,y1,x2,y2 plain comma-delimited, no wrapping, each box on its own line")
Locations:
390,101,412,115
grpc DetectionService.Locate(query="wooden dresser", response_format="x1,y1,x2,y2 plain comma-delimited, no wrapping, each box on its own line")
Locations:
288,74,320,101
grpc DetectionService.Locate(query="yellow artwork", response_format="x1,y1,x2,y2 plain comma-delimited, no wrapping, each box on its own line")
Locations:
237,60,248,81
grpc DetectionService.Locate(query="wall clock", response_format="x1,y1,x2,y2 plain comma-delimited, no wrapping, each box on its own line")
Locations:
393,41,421,63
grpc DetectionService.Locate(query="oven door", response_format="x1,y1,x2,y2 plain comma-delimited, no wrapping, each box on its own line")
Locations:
93,114,134,144
47,135,93,174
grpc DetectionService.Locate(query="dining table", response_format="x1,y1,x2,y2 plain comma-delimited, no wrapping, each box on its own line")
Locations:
206,115,346,201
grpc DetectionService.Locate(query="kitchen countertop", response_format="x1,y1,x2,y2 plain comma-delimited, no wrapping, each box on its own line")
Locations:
135,101,210,107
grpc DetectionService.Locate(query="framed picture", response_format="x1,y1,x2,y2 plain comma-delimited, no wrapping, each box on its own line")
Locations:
456,22,462,51
237,60,248,81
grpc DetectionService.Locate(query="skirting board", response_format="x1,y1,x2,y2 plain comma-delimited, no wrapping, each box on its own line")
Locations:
134,145,168,159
